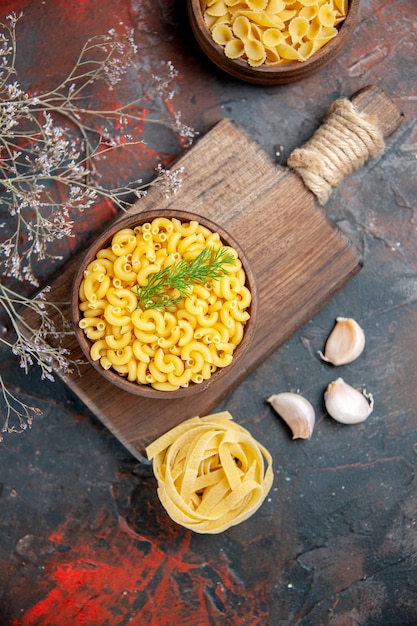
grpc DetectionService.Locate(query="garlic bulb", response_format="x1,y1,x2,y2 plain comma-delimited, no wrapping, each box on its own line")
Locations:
319,317,365,366
267,392,315,439
324,378,374,424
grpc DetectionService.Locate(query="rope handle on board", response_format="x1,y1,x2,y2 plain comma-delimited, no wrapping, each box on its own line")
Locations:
287,86,403,205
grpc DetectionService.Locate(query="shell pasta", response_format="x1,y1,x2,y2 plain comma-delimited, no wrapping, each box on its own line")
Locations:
201,0,348,66
78,217,252,391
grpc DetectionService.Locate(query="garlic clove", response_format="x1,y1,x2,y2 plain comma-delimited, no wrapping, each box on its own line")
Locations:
267,392,315,439
324,377,374,424
319,317,365,366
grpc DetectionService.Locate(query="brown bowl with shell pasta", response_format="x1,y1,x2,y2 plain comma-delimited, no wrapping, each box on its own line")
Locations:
187,0,360,85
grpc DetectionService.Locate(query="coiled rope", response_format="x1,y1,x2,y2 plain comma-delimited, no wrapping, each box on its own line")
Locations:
287,98,385,205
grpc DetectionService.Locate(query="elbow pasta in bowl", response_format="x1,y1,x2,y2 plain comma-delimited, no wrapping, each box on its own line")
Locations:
187,0,360,85
71,210,257,399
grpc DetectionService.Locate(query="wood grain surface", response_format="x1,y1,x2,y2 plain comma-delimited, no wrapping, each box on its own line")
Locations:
32,86,402,458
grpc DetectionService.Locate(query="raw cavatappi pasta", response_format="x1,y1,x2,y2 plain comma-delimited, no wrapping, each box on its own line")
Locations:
146,411,273,533
78,217,252,391
201,0,348,66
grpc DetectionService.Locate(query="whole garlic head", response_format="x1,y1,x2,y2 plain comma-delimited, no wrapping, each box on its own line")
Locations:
268,392,315,439
324,378,374,424
319,317,365,366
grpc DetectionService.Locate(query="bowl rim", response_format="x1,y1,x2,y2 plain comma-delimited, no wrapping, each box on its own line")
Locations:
71,209,258,400
187,0,361,85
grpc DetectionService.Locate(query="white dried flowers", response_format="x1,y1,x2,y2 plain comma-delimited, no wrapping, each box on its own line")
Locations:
268,316,373,439
0,13,195,440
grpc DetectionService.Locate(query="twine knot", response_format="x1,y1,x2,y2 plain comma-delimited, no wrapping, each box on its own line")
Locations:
287,98,385,205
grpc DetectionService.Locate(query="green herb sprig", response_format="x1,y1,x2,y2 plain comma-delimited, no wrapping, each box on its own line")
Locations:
133,246,236,310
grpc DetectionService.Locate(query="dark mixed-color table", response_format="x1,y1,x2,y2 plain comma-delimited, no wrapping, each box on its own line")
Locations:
1,1,416,624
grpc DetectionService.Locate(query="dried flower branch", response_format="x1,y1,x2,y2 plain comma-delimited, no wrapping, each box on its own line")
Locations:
0,374,42,441
0,13,194,285
0,12,195,438
0,284,73,376
0,282,82,440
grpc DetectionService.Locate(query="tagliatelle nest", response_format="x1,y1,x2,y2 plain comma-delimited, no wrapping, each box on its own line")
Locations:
146,411,273,533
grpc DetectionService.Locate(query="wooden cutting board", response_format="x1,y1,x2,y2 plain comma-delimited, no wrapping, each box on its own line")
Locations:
35,86,402,459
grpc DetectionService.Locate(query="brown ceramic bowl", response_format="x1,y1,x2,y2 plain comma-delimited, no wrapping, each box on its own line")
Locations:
187,0,360,85
71,210,258,399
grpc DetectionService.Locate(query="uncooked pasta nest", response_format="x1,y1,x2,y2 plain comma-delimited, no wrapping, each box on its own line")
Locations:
77,217,251,392
146,411,273,533
201,0,348,66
